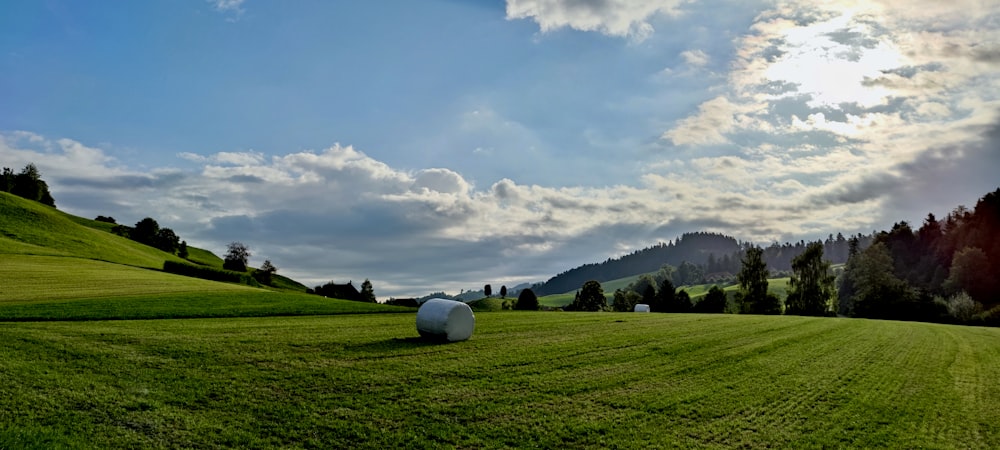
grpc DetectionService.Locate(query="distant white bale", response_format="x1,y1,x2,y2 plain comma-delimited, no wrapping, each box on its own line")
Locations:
634,304,651,312
416,298,476,342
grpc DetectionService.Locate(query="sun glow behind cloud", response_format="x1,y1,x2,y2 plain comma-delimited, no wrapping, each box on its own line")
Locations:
762,12,903,109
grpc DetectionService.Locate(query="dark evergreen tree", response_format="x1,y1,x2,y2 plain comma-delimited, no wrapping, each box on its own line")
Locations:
656,278,679,312
737,246,772,314
360,278,377,303
484,284,492,298
500,285,507,299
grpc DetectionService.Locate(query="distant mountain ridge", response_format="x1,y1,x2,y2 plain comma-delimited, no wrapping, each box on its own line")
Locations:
533,231,863,296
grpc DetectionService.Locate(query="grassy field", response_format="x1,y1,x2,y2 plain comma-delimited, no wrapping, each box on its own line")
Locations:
0,313,997,448
0,254,405,321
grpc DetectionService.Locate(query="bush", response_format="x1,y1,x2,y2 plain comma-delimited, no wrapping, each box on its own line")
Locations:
694,286,727,313
515,288,539,311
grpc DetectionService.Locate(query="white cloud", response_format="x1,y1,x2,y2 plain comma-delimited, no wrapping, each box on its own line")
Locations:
680,49,710,68
662,96,761,146
207,0,244,12
505,0,685,42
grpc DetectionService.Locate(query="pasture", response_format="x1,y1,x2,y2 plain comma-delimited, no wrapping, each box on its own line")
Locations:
1,312,997,448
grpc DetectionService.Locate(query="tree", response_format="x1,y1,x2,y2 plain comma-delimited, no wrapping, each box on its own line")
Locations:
785,242,836,316
223,242,251,272
130,217,160,247
571,280,606,311
675,261,705,286
95,215,116,224
515,288,539,310
154,228,180,254
500,285,507,299
612,288,641,312
737,246,774,314
178,240,189,259
484,284,492,298
694,285,727,313
656,277,680,312
253,259,278,286
847,242,914,319
360,278,377,303
675,290,692,312
945,247,992,303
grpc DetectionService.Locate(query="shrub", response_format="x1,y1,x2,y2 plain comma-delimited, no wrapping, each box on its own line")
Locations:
515,288,539,311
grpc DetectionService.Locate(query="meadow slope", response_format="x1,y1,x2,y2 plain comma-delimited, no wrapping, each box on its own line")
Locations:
0,313,997,448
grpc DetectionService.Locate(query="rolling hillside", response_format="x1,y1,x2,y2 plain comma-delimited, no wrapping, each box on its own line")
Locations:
0,192,189,268
0,192,400,319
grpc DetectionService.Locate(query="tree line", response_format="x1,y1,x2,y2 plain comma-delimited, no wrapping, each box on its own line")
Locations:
563,187,1000,326
533,231,866,296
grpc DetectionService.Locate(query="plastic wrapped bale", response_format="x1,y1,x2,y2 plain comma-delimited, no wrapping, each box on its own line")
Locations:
416,298,476,342
634,304,651,312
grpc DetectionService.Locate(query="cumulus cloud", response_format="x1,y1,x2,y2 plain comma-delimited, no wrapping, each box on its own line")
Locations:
505,0,685,42
659,0,1000,235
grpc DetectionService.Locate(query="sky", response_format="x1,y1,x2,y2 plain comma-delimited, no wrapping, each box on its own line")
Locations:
2,0,999,299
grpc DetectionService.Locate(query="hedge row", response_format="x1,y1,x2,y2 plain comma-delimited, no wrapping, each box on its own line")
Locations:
163,260,260,287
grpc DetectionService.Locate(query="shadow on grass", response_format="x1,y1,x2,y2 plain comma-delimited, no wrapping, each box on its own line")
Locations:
342,336,464,354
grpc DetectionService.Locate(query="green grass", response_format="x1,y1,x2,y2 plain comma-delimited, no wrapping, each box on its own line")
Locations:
467,297,506,312
0,255,405,320
0,192,187,269
0,313,997,448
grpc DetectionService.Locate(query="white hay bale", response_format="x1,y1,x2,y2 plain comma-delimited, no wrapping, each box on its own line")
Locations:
634,304,651,312
416,298,476,342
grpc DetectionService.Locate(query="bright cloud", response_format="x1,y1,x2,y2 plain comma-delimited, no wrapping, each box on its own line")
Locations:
506,0,685,41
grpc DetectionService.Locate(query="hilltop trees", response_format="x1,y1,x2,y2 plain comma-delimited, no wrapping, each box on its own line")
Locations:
1,163,55,207
785,242,836,316
114,217,182,255
515,288,539,310
484,284,492,298
224,242,251,272
253,260,277,286
500,285,507,299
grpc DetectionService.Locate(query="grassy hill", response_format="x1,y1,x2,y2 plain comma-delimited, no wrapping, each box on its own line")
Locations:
0,192,189,268
0,192,397,319
1,313,997,448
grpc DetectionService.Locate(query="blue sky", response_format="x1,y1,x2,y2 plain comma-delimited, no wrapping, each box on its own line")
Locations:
2,0,999,298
